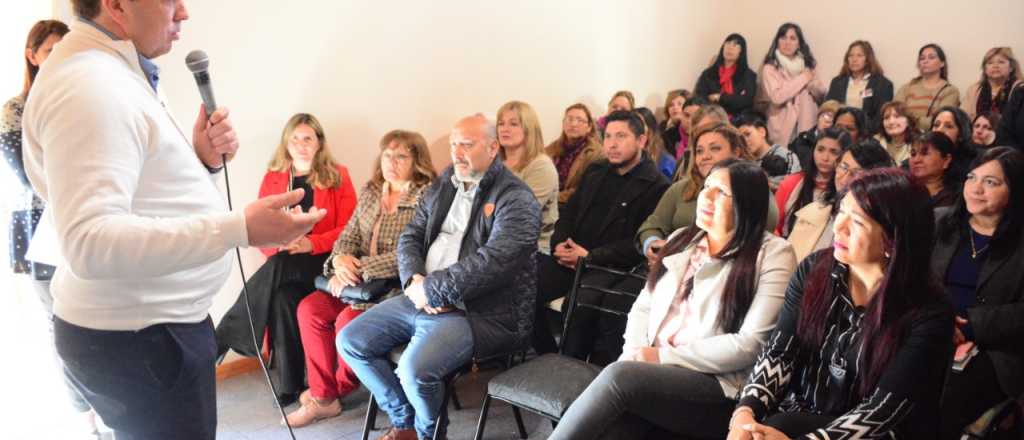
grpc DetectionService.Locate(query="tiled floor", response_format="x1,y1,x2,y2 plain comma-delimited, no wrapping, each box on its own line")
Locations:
216,367,555,440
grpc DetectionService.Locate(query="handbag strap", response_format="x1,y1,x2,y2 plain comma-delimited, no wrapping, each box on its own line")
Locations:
925,83,951,118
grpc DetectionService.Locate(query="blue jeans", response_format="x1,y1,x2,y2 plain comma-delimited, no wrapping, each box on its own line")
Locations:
339,295,473,438
54,316,217,440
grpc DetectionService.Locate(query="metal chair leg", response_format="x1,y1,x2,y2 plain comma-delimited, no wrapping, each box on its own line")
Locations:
362,394,377,440
473,394,492,440
451,386,463,411
512,406,528,439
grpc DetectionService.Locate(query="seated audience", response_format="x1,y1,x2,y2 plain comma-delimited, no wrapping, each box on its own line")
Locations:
635,106,676,178
776,127,851,237
788,99,841,166
996,83,1024,148
825,40,893,133
962,47,1022,120
338,114,540,440
934,147,1024,439
931,106,979,182
833,106,866,143
731,169,953,439
546,103,603,206
216,113,357,405
909,131,960,208
695,33,758,117
549,159,796,440
672,103,730,180
971,112,999,149
498,100,559,252
788,140,895,261
533,110,669,358
759,22,827,145
638,122,780,284
875,101,917,163
286,130,435,427
895,43,960,132
659,89,692,161
597,90,636,136
735,111,801,188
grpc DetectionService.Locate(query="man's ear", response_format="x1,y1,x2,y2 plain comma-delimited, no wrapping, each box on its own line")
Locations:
103,0,129,29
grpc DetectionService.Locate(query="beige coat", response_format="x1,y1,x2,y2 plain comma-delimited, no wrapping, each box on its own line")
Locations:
622,230,796,397
787,200,833,262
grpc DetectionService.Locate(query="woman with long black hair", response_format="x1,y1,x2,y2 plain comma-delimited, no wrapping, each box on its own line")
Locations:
729,169,953,439
695,33,758,117
550,159,796,440
775,127,851,237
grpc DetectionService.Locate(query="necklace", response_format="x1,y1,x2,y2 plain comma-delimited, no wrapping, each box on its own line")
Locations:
969,227,989,259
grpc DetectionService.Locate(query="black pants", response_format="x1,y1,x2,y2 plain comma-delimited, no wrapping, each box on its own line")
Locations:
560,270,644,365
55,317,217,440
216,251,326,400
533,253,577,354
550,361,736,440
940,352,1009,439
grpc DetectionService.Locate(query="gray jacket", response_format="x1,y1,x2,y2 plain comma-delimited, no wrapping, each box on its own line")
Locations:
398,157,541,360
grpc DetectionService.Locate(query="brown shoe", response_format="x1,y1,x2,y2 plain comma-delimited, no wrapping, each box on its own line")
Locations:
283,397,342,427
377,427,418,440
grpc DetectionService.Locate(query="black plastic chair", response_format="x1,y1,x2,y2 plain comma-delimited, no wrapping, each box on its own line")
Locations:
473,259,643,439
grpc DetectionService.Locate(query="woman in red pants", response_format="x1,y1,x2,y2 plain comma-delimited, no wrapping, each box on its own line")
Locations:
286,129,436,426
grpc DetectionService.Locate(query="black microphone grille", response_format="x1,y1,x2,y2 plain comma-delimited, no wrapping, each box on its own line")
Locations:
185,50,209,73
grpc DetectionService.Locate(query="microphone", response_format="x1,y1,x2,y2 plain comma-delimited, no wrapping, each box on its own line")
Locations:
185,50,217,117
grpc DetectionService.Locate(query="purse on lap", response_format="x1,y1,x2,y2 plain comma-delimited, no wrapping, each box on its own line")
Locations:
314,275,399,304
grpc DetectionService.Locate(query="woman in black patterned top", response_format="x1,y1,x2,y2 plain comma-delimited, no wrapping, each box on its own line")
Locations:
728,169,953,439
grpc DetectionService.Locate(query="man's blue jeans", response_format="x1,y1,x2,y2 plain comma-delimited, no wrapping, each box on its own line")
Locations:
339,295,473,438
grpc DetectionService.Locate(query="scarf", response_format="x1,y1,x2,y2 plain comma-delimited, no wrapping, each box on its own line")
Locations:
718,64,737,95
554,137,587,190
775,49,806,77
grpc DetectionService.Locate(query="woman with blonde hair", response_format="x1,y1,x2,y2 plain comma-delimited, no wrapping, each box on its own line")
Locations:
286,129,435,427
546,103,603,208
962,47,1023,120
659,89,692,160
498,100,559,251
217,113,358,405
598,90,636,136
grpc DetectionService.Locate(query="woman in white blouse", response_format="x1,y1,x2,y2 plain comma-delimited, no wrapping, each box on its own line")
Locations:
549,159,796,440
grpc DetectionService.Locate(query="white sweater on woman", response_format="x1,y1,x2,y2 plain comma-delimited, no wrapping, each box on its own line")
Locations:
22,22,248,331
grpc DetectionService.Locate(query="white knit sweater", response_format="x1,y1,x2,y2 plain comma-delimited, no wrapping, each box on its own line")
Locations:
22,22,248,331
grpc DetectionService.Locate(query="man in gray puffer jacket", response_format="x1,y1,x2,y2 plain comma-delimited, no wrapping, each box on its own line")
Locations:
339,114,540,440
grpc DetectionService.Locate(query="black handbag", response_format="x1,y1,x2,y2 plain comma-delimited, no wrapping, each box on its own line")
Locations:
314,275,399,304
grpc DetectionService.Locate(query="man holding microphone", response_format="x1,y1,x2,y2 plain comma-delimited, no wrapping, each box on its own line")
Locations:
21,1,324,438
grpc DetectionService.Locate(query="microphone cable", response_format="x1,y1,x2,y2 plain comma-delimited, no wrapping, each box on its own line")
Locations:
221,153,298,440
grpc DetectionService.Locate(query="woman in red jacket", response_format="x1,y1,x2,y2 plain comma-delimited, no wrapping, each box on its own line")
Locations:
216,113,356,405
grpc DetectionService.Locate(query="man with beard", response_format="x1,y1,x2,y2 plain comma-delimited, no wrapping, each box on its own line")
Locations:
533,110,669,359
339,114,540,440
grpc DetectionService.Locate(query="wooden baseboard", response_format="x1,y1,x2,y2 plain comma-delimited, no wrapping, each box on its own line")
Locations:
215,357,261,381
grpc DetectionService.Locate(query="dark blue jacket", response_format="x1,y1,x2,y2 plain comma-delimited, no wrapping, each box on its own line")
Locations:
398,157,540,359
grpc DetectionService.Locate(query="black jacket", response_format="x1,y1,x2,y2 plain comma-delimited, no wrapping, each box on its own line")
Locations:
932,209,1024,398
825,74,894,134
996,83,1024,150
693,66,757,116
398,158,541,359
552,155,669,268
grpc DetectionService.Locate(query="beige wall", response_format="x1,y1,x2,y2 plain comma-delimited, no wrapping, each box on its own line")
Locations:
9,1,1024,333
716,0,1024,96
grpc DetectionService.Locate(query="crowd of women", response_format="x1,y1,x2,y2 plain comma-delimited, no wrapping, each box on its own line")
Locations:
5,18,1023,440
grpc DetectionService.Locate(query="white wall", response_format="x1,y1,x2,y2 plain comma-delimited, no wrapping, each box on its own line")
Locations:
717,0,1024,94
13,1,1024,331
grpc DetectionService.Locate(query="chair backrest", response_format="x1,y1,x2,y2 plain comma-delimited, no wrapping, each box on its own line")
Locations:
558,259,645,356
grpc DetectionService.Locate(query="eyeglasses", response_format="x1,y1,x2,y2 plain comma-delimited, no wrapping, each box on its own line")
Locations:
381,151,412,163
563,116,589,125
836,162,860,175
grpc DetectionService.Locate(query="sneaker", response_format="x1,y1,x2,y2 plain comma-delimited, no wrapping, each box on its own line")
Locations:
282,397,342,427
